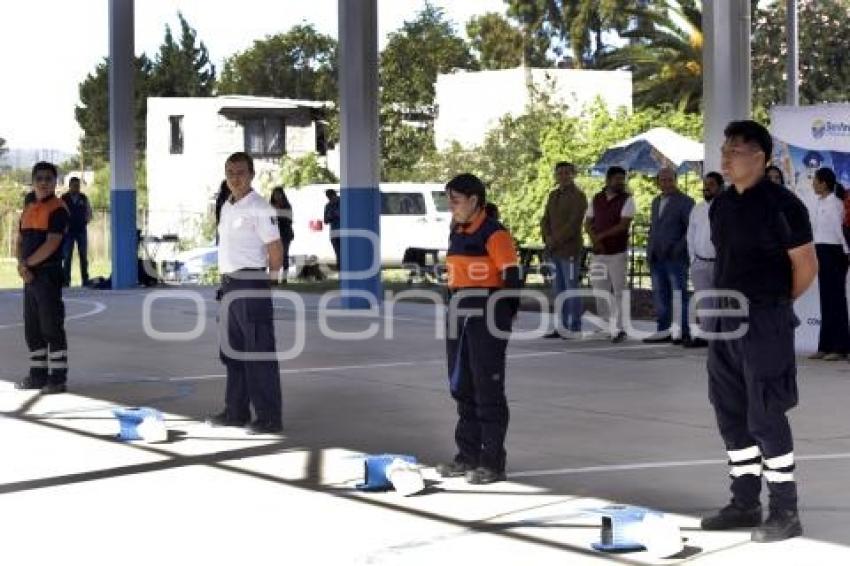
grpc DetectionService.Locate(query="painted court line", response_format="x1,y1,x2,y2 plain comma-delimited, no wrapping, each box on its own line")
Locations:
510,452,850,479
0,298,106,330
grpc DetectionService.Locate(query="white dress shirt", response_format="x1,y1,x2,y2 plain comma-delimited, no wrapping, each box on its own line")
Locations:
807,192,847,252
218,189,281,274
687,199,715,262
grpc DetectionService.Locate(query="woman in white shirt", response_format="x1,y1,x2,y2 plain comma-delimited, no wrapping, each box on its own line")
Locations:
808,167,850,361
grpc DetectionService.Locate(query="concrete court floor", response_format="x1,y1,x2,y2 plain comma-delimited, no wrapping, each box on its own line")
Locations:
0,285,849,565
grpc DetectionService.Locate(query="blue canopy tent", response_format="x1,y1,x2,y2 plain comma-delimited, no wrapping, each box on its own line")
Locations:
591,127,704,176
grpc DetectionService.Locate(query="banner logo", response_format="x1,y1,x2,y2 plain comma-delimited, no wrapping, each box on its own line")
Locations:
811,118,850,139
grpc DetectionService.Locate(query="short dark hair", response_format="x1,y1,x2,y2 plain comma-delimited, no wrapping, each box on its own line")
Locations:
32,161,58,179
225,151,254,174
815,167,838,193
764,165,785,185
606,166,626,179
69,176,81,186
446,173,486,207
705,171,724,188
723,120,772,160
554,161,575,173
325,188,337,199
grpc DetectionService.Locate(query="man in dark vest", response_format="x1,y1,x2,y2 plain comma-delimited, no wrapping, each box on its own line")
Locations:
584,166,635,342
61,176,92,286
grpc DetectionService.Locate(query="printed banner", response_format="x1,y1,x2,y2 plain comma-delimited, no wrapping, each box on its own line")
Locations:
771,104,850,352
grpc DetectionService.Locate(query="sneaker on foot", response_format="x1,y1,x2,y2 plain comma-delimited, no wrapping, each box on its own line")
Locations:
435,460,476,478
751,509,802,542
701,502,762,531
246,419,283,435
611,331,627,343
465,466,506,485
206,411,249,427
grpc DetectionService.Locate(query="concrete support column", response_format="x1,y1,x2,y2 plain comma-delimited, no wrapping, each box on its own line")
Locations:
108,0,137,289
703,0,752,173
338,0,381,308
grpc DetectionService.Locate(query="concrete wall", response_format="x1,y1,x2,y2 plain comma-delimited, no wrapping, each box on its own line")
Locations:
434,67,633,150
146,97,322,242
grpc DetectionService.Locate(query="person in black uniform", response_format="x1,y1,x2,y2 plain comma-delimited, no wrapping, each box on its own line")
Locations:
207,152,284,434
15,161,70,394
701,121,818,542
436,173,521,485
61,176,93,286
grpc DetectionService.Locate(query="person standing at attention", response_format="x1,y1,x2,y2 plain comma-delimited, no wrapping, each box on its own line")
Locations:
701,121,817,542
207,152,284,435
60,176,92,287
541,161,588,339
15,161,70,394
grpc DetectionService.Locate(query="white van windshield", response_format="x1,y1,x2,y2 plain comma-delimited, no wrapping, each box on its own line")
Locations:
432,191,449,212
381,193,427,215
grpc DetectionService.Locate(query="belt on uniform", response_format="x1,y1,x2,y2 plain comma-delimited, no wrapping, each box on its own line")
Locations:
695,255,715,262
221,268,265,284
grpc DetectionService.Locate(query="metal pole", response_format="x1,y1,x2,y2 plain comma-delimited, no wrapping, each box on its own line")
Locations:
108,0,138,289
786,0,799,105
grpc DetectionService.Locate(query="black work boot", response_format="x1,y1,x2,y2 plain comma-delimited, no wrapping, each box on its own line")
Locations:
435,460,476,478
751,509,803,542
701,502,762,530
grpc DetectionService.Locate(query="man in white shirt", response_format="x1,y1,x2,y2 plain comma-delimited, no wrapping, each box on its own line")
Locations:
685,171,724,347
208,152,285,434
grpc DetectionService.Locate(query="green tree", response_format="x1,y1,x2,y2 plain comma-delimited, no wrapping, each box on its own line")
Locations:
753,0,850,110
379,3,476,180
380,3,476,110
466,12,548,69
505,0,632,68
75,12,214,161
149,12,216,97
74,55,154,163
218,24,338,101
598,0,703,111
280,153,337,188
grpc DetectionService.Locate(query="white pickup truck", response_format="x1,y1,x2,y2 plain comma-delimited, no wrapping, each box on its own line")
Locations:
287,182,451,268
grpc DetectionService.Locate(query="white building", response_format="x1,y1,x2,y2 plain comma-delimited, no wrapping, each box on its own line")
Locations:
434,67,632,150
146,95,330,240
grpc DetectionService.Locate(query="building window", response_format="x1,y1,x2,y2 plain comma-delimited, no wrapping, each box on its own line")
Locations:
244,117,284,157
169,115,184,154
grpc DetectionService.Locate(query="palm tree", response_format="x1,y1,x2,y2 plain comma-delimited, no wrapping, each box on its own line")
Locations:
598,0,703,111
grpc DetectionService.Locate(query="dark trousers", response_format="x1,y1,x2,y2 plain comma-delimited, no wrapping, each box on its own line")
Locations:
219,273,282,424
24,264,67,385
649,259,690,337
446,302,512,472
707,304,798,511
816,243,850,354
62,230,89,285
330,237,341,269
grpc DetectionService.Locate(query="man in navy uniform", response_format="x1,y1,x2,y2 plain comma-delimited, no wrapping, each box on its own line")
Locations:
15,162,70,394
701,121,817,542
207,152,284,434
61,176,92,286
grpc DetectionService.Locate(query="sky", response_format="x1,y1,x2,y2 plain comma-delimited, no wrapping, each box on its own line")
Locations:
0,0,506,154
